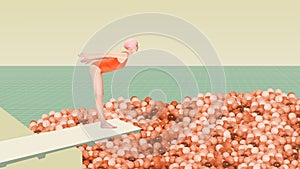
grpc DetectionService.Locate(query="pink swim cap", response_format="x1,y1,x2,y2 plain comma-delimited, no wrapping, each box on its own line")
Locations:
124,38,138,51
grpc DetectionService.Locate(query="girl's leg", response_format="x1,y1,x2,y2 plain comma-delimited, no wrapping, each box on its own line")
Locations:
89,64,116,128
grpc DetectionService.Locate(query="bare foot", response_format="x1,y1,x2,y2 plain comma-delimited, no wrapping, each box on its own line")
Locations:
77,108,88,124
100,121,117,128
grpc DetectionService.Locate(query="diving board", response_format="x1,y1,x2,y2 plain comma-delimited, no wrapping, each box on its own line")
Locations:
0,119,141,167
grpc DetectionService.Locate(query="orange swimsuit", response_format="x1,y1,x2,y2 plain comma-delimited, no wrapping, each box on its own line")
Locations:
92,52,128,73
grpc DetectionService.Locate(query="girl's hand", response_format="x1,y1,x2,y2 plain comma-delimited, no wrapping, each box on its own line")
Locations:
78,52,88,58
78,53,94,64
80,57,94,64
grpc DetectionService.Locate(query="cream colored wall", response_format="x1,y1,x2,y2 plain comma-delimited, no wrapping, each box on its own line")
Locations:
0,0,300,66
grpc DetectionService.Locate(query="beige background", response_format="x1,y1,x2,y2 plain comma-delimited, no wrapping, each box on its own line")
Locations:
0,0,300,66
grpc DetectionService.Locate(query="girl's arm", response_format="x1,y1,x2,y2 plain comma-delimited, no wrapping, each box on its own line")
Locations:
79,52,127,60
78,52,128,64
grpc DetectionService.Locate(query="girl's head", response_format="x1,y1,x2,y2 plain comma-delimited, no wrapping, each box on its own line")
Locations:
124,38,138,54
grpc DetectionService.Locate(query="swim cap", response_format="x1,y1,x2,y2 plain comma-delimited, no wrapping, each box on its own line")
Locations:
124,38,138,51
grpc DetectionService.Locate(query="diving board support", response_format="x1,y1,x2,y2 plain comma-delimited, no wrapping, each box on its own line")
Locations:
0,119,141,167
37,154,46,159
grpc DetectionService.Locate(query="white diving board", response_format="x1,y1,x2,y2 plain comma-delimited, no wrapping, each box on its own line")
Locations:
0,119,141,167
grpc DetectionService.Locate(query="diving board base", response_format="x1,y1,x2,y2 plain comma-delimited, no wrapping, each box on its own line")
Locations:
0,119,141,167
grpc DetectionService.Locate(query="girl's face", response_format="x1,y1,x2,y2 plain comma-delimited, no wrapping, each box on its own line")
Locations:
128,43,139,54
133,43,139,52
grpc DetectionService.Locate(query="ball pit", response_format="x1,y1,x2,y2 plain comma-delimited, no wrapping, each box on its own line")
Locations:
28,89,300,169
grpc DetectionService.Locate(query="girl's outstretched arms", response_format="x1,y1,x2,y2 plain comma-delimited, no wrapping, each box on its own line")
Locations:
78,52,127,64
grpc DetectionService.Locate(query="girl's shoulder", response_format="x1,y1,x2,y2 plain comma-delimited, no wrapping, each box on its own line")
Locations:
121,50,129,55
117,51,129,63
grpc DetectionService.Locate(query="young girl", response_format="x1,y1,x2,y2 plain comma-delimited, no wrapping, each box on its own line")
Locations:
78,38,139,128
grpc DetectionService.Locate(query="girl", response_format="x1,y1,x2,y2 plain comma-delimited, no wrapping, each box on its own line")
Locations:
78,38,139,128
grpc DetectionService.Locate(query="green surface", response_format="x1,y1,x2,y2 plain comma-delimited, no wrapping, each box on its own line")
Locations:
1,66,299,126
